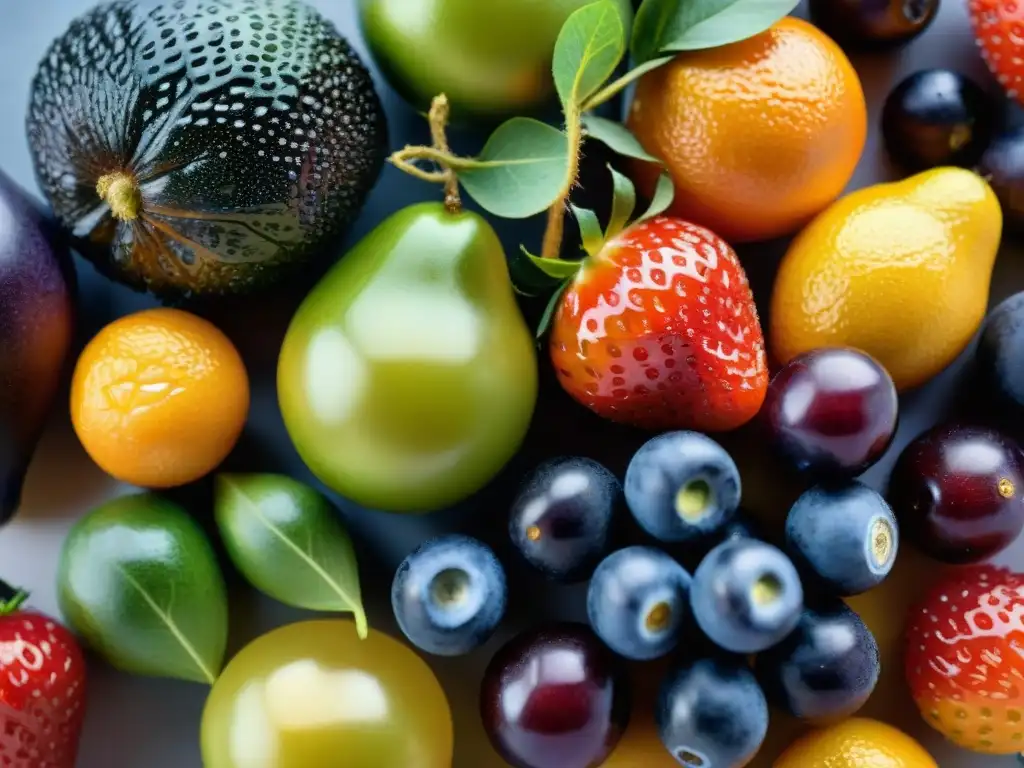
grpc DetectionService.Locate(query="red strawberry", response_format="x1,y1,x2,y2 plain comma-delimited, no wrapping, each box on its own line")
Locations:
0,590,86,768
969,0,1024,103
548,216,767,431
906,565,1024,755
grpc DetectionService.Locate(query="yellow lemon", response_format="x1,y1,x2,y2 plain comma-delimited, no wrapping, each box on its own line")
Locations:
770,167,1002,390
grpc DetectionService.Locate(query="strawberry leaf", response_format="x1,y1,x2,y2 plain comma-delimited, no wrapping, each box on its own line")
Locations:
606,165,636,240
458,118,571,219
631,0,800,62
571,204,606,257
553,0,627,111
637,173,675,222
536,279,573,340
582,115,661,164
522,245,587,280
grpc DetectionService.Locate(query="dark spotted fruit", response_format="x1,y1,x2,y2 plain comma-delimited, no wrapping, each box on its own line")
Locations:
27,0,387,298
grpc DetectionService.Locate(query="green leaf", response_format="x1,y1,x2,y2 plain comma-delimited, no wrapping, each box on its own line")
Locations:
582,115,661,164
571,204,606,256
637,172,676,222
631,0,800,62
522,245,586,280
458,118,571,219
57,493,228,685
215,474,368,639
537,279,573,340
606,166,636,239
553,0,627,111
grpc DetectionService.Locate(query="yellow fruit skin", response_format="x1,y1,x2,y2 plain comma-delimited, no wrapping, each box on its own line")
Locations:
770,167,1003,390
774,718,937,768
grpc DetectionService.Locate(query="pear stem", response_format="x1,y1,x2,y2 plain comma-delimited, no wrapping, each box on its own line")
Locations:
97,171,142,222
428,95,462,214
387,95,463,214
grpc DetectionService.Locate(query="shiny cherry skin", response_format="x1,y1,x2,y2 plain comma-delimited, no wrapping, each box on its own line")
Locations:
809,0,939,49
888,423,1024,563
762,348,898,478
480,623,629,768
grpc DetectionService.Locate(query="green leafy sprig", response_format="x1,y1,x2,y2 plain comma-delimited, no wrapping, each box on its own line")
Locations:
389,0,800,263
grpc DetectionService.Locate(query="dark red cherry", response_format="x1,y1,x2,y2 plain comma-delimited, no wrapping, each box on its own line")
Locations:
480,623,629,768
887,423,1024,563
762,348,898,478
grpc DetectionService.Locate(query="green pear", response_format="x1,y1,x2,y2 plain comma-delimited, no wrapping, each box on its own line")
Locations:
278,202,538,513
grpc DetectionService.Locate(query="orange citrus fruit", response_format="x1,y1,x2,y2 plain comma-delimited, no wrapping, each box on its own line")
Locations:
626,17,867,243
773,718,937,768
71,307,249,487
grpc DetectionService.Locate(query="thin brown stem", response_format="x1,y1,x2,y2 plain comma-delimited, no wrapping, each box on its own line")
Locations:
540,107,584,260
428,95,462,214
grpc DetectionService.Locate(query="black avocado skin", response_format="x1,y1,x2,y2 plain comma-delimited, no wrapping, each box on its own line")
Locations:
26,0,388,298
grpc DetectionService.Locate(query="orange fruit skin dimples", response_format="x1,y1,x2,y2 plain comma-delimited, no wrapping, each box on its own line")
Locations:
627,17,868,244
71,308,250,488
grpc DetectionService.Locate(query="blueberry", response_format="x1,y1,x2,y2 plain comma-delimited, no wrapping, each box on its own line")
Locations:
391,534,507,656
976,291,1024,426
624,431,741,543
690,538,803,654
755,599,880,722
786,482,899,597
587,546,692,660
656,656,768,768
509,457,621,581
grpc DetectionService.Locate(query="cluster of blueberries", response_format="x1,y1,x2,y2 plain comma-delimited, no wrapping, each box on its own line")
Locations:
389,346,907,766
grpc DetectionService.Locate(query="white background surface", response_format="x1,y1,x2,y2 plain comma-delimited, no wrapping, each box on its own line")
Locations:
0,0,1021,766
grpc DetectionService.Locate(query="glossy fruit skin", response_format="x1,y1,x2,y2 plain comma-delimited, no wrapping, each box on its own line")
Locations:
970,0,1024,106
71,308,250,488
882,70,995,172
690,538,803,654
58,493,229,684
391,534,506,656
202,619,453,768
888,423,1024,563
624,431,741,543
774,718,938,768
509,457,622,581
809,0,939,49
977,130,1024,234
762,347,898,479
627,17,866,243
0,602,86,768
756,600,879,723
906,566,1024,754
656,657,768,768
771,168,1003,391
0,170,74,525
785,483,899,597
480,623,629,768
278,203,538,513
550,217,767,433
27,0,386,298
358,0,631,122
587,546,691,661
976,291,1024,425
